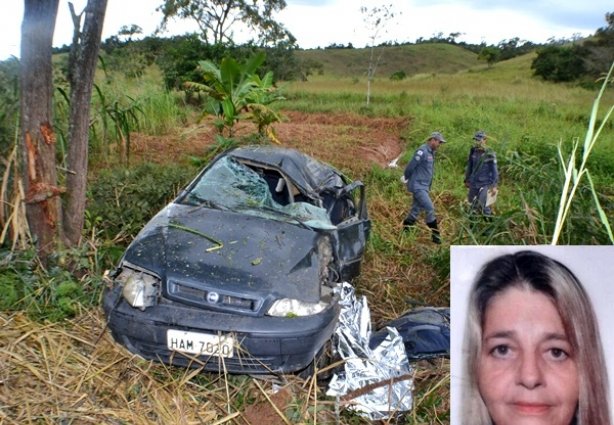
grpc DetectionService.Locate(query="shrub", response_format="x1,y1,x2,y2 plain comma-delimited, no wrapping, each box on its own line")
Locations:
0,249,103,322
390,70,407,81
87,162,197,243
0,57,19,156
155,35,227,91
531,45,586,82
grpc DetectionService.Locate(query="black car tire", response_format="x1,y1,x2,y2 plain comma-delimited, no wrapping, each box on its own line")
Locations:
297,337,339,384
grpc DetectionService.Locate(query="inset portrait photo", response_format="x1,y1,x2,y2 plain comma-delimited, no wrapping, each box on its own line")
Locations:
450,245,614,425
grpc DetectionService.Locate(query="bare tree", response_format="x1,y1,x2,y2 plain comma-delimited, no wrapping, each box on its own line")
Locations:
157,0,294,46
361,3,397,106
20,0,108,263
20,0,61,262
63,0,108,248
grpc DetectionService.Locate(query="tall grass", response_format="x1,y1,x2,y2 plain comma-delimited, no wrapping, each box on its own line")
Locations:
138,91,188,135
552,61,614,244
98,65,191,135
83,65,192,163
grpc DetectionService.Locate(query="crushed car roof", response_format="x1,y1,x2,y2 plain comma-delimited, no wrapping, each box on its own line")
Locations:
228,146,347,196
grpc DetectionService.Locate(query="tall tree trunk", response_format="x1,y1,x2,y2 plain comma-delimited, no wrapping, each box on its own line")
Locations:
20,0,61,263
62,0,108,247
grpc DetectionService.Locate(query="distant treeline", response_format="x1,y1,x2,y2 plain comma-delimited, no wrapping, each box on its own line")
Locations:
324,33,543,61
51,34,311,88
322,12,614,86
34,10,614,88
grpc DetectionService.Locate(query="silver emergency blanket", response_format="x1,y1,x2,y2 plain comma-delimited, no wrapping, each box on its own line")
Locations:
327,283,413,420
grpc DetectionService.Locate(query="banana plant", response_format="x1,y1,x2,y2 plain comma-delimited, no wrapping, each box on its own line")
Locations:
186,51,283,138
245,70,285,140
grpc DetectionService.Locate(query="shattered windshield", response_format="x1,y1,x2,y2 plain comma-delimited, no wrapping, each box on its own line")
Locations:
184,156,335,229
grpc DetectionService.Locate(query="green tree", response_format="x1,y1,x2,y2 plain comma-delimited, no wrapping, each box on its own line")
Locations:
594,11,614,42
531,45,586,82
243,70,284,138
531,12,614,83
155,34,224,91
259,42,300,81
478,46,501,67
117,24,143,42
157,0,295,47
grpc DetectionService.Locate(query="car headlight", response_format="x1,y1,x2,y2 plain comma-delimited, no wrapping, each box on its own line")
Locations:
116,266,160,310
267,298,328,317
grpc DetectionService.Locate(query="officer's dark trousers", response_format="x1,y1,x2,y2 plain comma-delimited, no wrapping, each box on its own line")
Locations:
407,189,436,223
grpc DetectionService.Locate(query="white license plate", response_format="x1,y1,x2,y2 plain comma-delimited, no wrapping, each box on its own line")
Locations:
167,329,234,358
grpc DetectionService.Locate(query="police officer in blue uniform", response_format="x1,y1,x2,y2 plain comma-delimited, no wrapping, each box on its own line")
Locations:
464,130,498,216
402,131,446,244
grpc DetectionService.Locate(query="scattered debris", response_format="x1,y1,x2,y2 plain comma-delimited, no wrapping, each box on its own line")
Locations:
388,153,403,168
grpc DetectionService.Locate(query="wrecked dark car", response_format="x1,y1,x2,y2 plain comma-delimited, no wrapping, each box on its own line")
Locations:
103,145,371,375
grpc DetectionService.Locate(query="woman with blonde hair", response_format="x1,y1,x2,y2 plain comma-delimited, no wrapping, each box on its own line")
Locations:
461,250,611,425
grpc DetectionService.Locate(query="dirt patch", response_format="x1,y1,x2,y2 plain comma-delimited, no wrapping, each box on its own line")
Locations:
128,110,408,175
242,385,293,425
275,111,408,174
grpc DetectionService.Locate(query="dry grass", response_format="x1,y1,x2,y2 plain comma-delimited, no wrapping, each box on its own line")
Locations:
0,310,449,424
0,143,31,251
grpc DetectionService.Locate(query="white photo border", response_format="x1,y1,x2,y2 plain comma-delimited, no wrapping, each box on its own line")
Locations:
450,245,614,425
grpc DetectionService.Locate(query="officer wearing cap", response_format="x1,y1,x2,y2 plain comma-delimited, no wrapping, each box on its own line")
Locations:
464,130,498,216
402,131,446,244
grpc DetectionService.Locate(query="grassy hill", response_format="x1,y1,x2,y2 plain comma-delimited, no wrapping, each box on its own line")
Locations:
296,43,481,77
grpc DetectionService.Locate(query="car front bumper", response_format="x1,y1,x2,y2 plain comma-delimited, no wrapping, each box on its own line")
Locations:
102,285,340,374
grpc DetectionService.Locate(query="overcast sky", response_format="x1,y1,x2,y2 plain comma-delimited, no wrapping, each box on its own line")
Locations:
1,0,611,60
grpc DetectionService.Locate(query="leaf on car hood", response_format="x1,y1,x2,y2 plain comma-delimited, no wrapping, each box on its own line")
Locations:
169,221,224,252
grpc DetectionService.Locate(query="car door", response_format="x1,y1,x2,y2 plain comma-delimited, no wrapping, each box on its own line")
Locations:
328,181,371,281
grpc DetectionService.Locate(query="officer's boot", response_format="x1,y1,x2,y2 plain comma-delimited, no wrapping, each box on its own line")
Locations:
402,216,416,231
426,219,442,244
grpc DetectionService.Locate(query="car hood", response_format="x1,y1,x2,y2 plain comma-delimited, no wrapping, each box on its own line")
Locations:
121,203,328,304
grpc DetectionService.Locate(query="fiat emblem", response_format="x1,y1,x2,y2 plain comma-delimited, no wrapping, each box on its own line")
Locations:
206,291,220,303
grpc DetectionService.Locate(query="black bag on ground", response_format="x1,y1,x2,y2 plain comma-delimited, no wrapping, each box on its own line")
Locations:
369,307,450,361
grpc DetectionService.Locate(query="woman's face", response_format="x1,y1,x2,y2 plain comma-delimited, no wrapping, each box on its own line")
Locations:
477,286,579,425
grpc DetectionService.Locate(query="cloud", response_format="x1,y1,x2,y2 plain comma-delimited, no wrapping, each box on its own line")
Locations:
288,0,334,6
411,0,609,32
1,0,609,59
